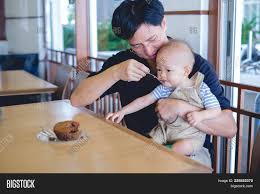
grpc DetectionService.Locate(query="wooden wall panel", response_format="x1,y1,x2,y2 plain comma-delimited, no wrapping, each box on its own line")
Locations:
0,0,6,40
75,0,89,66
208,0,219,74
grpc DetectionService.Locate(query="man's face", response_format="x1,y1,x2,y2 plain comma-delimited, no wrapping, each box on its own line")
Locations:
128,21,168,60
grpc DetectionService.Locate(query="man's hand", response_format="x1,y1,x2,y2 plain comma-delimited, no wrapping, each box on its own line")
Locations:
186,111,203,127
106,111,125,123
113,59,150,82
156,99,201,123
155,99,178,123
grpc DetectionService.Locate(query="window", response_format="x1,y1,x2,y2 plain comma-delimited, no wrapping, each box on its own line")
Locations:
45,0,76,51
219,0,260,173
96,0,129,58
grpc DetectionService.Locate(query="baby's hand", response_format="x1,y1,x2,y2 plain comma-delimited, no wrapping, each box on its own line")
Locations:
186,111,203,127
105,111,125,123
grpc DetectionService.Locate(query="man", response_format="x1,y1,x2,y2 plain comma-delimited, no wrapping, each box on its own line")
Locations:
71,0,236,150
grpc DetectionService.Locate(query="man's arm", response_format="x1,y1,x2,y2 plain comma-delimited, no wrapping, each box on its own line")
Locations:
70,59,150,107
156,99,237,138
70,65,119,107
198,109,236,137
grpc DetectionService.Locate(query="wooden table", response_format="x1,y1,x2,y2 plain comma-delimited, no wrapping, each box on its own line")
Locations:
0,100,212,173
0,70,57,96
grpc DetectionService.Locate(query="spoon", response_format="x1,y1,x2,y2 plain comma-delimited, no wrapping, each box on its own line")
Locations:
147,73,162,83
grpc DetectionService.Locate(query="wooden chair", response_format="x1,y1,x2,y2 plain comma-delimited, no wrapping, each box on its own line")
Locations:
71,71,90,93
52,64,73,100
250,127,260,175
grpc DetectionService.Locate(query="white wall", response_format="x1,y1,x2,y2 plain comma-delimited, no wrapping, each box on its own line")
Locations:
5,19,40,54
161,0,209,59
0,41,8,54
4,0,44,56
5,0,43,17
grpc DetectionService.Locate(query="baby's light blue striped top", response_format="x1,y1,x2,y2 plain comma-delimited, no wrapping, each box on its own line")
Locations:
151,82,220,109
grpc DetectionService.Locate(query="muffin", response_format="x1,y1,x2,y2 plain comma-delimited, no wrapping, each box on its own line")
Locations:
53,121,81,141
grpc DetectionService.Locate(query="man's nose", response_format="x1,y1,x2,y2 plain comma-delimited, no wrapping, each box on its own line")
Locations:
143,45,154,57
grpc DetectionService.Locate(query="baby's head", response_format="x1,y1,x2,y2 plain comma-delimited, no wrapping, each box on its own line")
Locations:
156,40,195,87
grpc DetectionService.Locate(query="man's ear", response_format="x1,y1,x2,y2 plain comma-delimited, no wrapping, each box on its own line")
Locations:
184,65,191,76
161,17,167,32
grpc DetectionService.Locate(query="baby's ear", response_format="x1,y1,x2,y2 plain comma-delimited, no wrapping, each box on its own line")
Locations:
184,65,192,76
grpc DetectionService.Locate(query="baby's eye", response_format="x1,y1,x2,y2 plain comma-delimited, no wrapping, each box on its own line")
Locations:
167,69,172,72
157,69,161,72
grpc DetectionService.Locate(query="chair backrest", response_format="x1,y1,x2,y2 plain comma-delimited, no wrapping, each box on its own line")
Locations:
52,64,73,100
71,71,90,93
250,127,260,175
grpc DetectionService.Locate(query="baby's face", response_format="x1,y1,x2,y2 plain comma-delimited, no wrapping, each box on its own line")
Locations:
156,53,187,88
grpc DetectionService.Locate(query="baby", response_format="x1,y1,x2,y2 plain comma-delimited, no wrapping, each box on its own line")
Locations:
106,40,221,167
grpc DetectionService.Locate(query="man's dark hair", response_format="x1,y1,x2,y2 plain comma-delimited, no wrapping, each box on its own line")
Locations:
112,0,164,40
